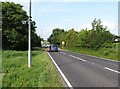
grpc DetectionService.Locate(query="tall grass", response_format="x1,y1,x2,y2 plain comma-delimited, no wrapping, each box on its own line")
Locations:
2,49,63,87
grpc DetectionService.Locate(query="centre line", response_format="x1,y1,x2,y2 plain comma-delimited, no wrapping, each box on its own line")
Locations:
105,67,120,74
69,55,86,62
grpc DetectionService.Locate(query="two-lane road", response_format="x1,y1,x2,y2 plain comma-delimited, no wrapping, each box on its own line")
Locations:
48,50,119,87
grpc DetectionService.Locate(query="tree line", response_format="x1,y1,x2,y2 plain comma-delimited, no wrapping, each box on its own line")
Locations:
2,2,41,50
48,19,113,50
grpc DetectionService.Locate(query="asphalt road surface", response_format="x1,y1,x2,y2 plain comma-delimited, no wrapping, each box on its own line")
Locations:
48,50,119,87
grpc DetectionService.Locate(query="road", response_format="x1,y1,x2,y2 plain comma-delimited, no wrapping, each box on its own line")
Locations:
48,50,119,87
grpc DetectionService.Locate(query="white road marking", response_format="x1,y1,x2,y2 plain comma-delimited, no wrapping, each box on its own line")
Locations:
92,63,95,64
47,52,73,89
60,52,66,55
69,55,86,62
105,67,120,74
65,50,119,62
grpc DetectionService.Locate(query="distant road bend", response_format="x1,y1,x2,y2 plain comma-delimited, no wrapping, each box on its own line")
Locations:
48,50,119,87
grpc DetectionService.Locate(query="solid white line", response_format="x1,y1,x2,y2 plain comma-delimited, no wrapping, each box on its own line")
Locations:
47,52,73,89
105,67,120,74
69,55,86,62
92,63,95,64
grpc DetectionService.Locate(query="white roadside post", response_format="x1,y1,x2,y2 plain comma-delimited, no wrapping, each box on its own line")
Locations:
28,0,31,68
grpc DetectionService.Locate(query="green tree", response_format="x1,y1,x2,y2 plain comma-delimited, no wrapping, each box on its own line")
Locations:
2,2,41,50
48,28,64,45
78,29,90,48
78,19,113,49
58,31,67,47
65,29,78,48
91,19,112,49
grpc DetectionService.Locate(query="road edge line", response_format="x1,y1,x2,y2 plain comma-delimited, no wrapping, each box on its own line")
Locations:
47,52,73,88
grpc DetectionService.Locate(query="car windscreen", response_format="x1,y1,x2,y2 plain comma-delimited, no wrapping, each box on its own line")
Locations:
51,44,57,47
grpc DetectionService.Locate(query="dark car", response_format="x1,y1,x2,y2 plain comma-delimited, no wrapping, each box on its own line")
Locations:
48,44,58,52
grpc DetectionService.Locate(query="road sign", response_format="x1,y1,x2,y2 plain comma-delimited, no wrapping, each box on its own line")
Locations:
41,41,44,45
62,41,65,45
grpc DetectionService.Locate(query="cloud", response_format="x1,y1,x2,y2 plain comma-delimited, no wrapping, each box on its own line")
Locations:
80,23,92,30
100,20,118,35
80,20,118,35
36,28,52,40
102,20,116,29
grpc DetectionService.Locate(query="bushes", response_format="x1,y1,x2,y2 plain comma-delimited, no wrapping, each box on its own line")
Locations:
48,19,113,50
102,42,113,48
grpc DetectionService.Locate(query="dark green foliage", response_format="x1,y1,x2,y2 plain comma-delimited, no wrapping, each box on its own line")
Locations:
48,28,64,45
2,2,41,50
48,19,113,49
102,42,113,48
65,28,78,47
77,19,113,49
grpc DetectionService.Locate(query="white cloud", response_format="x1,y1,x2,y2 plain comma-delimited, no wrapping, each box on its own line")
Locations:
102,20,115,29
101,20,118,35
37,28,52,40
36,25,56,40
80,23,92,30
80,20,118,35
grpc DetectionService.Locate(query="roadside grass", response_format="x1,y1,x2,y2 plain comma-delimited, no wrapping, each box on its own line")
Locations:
2,48,63,87
64,43,119,61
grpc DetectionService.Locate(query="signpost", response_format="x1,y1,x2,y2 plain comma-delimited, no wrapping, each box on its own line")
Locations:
28,0,31,68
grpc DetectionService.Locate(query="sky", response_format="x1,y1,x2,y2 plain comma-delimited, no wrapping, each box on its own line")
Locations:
1,0,119,40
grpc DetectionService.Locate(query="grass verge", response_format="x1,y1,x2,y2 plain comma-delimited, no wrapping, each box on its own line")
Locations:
2,48,63,87
63,43,119,61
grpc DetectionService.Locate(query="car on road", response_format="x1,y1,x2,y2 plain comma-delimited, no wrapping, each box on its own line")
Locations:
47,44,58,52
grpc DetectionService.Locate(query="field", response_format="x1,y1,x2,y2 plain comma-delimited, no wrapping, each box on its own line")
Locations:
2,48,63,87
64,43,119,61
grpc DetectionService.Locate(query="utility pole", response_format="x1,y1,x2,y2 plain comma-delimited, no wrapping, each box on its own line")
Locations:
28,0,31,68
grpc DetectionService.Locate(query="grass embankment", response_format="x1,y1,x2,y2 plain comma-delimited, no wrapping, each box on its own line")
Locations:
63,43,119,61
2,48,63,87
